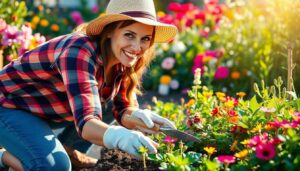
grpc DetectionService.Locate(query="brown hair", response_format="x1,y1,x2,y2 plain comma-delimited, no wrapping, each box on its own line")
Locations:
75,21,156,105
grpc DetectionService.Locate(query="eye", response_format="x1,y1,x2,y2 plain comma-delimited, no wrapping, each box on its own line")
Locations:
142,36,152,42
124,33,134,39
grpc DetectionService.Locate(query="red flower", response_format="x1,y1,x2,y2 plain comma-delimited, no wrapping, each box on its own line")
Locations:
211,107,222,117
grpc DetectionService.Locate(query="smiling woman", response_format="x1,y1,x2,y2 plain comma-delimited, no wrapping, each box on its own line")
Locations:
0,0,177,170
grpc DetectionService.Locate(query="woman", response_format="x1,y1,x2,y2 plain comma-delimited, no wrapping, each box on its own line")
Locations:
0,0,177,170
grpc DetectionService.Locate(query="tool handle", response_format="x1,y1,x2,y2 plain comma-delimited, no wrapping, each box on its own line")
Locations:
122,114,160,132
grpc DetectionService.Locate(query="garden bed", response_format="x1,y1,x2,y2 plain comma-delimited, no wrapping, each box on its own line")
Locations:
74,148,160,171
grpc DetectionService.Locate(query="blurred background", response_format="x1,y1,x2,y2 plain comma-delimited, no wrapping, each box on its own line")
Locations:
0,0,299,98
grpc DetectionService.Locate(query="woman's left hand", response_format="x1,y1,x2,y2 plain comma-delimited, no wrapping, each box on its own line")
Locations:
130,109,176,134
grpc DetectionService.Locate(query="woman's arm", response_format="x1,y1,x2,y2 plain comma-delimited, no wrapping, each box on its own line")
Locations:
81,119,109,145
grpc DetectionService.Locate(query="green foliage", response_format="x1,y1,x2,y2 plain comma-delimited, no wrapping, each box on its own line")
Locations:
0,0,27,26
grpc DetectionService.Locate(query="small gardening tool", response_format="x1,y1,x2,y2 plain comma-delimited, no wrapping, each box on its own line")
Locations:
122,114,202,143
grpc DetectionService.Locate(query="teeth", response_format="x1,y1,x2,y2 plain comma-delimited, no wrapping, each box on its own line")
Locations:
124,51,137,58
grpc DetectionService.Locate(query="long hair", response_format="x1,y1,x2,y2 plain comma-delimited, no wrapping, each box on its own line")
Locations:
74,21,156,105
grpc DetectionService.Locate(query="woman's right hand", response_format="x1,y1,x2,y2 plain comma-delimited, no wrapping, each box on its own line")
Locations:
103,125,158,159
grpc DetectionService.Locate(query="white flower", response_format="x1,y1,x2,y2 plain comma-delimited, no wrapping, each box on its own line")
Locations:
203,41,211,48
170,79,179,90
171,41,186,53
226,60,234,67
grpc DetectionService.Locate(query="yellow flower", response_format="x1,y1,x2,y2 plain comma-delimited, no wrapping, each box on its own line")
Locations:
236,92,246,98
234,149,248,159
194,19,202,26
40,19,49,27
160,75,172,84
216,92,226,99
225,100,234,109
240,139,250,146
231,71,240,79
204,146,217,155
170,113,177,120
250,124,262,133
157,11,166,17
32,16,40,24
203,91,213,98
51,24,60,32
264,124,274,131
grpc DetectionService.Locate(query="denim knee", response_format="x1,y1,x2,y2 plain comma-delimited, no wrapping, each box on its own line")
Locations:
28,152,71,171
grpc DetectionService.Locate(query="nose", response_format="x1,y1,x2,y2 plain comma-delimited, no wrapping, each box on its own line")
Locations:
131,40,142,53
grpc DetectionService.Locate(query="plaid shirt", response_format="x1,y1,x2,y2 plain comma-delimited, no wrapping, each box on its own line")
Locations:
0,33,138,136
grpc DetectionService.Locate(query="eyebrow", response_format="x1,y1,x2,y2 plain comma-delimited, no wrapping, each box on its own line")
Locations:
125,30,152,37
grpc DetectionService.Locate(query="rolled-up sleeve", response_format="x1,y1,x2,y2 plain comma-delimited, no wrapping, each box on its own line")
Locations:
56,43,102,137
112,80,139,125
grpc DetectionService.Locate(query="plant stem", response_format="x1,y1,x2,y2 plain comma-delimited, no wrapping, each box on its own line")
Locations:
287,43,293,99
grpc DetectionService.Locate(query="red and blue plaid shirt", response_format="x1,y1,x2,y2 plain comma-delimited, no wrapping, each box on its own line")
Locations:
0,33,138,136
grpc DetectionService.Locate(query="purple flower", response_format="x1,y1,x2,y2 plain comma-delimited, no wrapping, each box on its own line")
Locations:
214,66,229,80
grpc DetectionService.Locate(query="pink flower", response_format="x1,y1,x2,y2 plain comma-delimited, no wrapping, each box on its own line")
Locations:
214,66,229,80
217,155,236,164
192,54,204,74
256,143,276,160
167,2,182,12
91,5,99,13
163,136,177,143
161,57,175,70
19,25,32,50
70,11,84,25
33,33,46,45
0,18,7,32
1,25,20,46
248,132,269,147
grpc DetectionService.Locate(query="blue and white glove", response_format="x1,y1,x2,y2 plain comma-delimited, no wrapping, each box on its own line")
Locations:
131,109,176,134
103,125,158,159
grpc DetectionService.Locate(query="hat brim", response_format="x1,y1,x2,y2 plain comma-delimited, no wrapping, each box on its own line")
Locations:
86,14,177,43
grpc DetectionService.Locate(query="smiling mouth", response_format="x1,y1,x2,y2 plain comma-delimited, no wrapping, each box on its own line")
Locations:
123,50,138,59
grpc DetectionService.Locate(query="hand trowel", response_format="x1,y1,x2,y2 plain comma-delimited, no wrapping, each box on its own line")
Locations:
122,114,201,143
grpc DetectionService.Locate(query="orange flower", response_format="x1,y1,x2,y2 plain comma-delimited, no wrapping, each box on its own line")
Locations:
230,140,238,151
160,75,172,84
51,24,60,32
40,19,49,27
231,71,240,79
236,92,246,98
185,99,195,108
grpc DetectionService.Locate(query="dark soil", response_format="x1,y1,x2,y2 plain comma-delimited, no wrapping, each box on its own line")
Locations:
74,148,160,171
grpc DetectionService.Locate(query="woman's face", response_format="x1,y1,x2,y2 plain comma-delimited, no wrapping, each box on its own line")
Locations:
108,22,154,67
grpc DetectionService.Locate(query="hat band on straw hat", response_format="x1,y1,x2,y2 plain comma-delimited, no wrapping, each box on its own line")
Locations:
120,11,156,20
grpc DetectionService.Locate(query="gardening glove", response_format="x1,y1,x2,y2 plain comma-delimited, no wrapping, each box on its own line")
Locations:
131,109,176,134
103,125,158,159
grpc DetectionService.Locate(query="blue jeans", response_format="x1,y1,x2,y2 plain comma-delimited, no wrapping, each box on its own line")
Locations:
0,106,96,171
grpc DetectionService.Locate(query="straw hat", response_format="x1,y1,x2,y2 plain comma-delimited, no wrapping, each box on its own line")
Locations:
86,0,177,43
